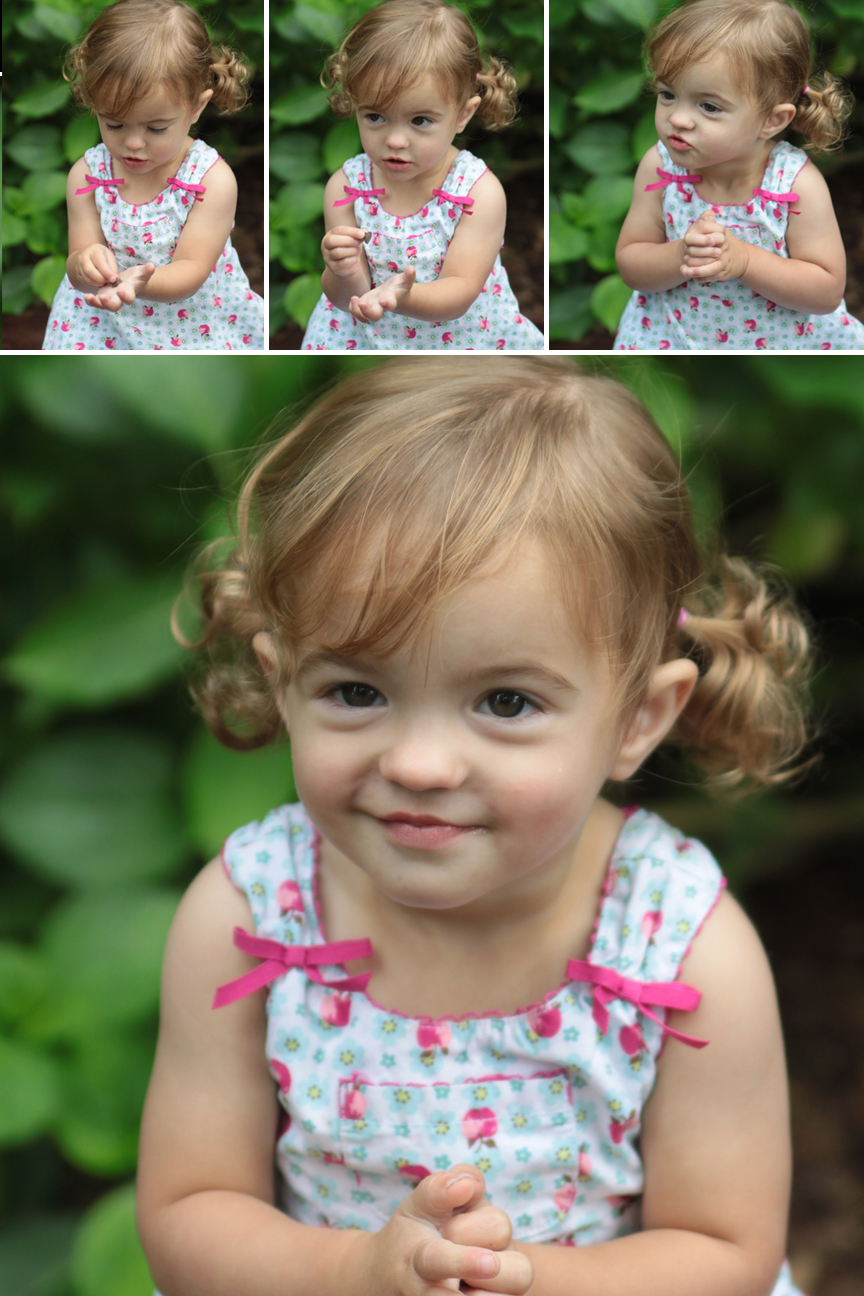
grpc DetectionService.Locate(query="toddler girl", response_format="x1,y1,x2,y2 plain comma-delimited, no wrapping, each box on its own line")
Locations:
43,0,264,352
301,0,543,351
615,0,864,351
139,357,811,1296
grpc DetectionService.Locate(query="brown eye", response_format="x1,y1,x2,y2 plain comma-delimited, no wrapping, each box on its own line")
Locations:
335,683,381,708
485,690,529,718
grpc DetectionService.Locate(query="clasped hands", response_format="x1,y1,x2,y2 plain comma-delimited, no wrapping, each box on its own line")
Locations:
363,1164,533,1296
680,212,749,283
73,243,155,312
323,224,416,324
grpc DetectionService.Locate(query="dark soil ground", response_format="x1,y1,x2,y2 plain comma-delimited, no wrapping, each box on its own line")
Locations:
0,153,264,351
269,166,545,350
552,161,864,351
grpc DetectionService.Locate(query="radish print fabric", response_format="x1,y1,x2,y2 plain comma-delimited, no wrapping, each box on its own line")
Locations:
615,139,864,351
43,140,264,352
218,802,801,1293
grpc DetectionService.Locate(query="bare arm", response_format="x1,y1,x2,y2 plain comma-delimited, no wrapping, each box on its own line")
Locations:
615,147,689,294
65,157,120,291
320,168,373,310
348,170,507,325
136,159,238,304
512,892,791,1296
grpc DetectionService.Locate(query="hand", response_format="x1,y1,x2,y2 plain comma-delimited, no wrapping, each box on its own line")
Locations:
322,225,369,278
349,267,416,324
72,242,122,291
440,1187,528,1296
681,214,748,282
83,261,156,312
362,1165,533,1296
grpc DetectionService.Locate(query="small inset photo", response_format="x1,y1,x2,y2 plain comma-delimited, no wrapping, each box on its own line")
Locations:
3,0,265,352
549,0,864,351
270,0,544,351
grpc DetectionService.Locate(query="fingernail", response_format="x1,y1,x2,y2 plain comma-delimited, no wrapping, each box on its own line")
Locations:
445,1173,475,1190
477,1254,497,1276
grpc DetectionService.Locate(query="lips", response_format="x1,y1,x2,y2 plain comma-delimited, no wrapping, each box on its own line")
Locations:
376,812,478,850
667,135,691,151
382,157,412,171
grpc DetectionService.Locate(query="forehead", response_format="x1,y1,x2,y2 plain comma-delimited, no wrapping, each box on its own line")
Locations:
98,85,183,120
359,72,457,115
658,50,749,102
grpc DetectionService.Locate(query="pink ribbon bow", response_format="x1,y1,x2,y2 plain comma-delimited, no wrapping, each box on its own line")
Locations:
213,927,373,1008
752,186,800,214
432,188,474,214
333,185,386,207
74,175,125,195
167,177,206,202
566,959,708,1049
644,167,703,194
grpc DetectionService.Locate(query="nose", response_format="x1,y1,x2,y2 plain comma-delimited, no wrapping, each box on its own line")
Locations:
384,125,408,151
669,105,693,128
378,718,467,791
124,129,146,151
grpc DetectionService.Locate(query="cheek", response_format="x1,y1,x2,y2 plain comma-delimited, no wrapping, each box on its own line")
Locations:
488,747,600,841
288,726,361,811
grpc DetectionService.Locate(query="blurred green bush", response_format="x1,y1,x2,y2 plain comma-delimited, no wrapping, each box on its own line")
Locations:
270,0,544,338
2,0,263,319
550,0,864,342
1,355,864,1293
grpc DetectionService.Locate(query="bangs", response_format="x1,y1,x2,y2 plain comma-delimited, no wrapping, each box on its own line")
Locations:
347,31,464,112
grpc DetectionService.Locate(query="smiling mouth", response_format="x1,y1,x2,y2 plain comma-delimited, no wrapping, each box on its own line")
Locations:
376,812,479,850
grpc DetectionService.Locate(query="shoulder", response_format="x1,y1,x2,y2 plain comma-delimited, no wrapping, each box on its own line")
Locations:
466,167,505,218
67,155,94,197
324,166,351,203
199,156,237,202
634,143,664,188
162,855,259,1009
785,153,830,204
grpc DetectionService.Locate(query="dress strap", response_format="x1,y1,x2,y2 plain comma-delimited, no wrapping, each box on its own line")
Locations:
645,167,702,193
333,184,386,208
432,188,474,214
213,926,373,1007
566,958,708,1049
75,175,125,195
167,177,206,202
752,186,800,214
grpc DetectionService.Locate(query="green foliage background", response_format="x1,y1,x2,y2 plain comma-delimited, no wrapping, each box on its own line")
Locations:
1,354,864,1293
2,0,264,320
270,0,544,338
549,0,864,342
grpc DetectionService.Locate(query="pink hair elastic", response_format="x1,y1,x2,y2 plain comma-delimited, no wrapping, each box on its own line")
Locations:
677,607,689,627
803,85,810,94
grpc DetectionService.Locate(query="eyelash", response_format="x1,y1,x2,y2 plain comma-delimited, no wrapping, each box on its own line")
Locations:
104,124,168,134
364,114,434,127
326,683,542,722
658,90,722,114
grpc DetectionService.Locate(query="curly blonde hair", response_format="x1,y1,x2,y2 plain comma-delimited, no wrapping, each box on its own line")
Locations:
64,0,250,120
176,357,813,793
647,0,853,153
322,0,518,131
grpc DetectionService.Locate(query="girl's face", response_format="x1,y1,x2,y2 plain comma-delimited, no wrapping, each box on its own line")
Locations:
95,86,212,177
277,541,692,916
356,73,480,184
654,52,789,168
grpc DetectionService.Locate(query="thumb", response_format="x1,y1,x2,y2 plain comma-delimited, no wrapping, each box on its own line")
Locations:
402,265,417,288
397,1166,486,1229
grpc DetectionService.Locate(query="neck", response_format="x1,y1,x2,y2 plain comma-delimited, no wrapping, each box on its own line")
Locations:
369,145,459,207
694,139,775,197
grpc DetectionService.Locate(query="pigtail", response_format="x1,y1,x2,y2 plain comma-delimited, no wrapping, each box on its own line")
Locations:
792,71,854,153
321,46,353,119
209,45,251,114
475,57,519,131
672,556,814,792
173,538,281,751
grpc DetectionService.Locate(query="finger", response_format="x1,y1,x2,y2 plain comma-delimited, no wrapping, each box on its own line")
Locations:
442,1207,512,1251
403,265,416,287
412,1237,500,1287
399,1167,487,1231
458,1249,535,1295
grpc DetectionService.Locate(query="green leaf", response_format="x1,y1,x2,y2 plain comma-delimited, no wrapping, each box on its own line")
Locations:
270,131,323,184
274,182,327,227
271,85,330,125
575,69,645,115
1,266,34,314
616,357,695,449
184,727,297,858
562,123,631,176
590,273,632,331
4,574,184,705
35,890,179,1041
0,1215,78,1296
323,119,361,175
548,212,589,265
19,170,68,215
96,358,247,451
16,358,130,440
585,220,619,272
581,0,622,23
70,1183,154,1296
295,2,345,43
5,125,64,172
31,255,67,306
768,511,846,577
0,728,186,890
64,116,100,165
1,209,28,248
0,1036,59,1146
0,943,49,1028
605,0,657,24
284,273,322,328
12,82,70,120
549,86,570,140
34,4,82,41
579,175,634,226
501,12,544,42
549,285,594,341
25,210,64,257
55,1035,152,1175
275,222,320,273
631,110,657,163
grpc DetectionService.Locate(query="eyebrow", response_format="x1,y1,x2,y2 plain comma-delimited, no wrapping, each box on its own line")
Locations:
296,651,577,694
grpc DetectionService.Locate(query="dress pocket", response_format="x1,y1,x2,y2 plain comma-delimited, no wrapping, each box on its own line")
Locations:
337,1071,585,1240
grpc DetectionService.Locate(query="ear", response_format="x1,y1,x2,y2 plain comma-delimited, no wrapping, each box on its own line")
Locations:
608,659,699,781
457,94,482,131
760,101,796,139
252,630,280,678
191,89,214,123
